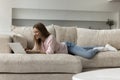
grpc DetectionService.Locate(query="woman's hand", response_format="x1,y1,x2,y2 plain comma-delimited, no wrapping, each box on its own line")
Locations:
25,48,33,53
28,50,41,53
25,49,32,53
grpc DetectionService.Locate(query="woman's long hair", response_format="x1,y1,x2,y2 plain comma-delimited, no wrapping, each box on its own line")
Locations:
33,23,50,48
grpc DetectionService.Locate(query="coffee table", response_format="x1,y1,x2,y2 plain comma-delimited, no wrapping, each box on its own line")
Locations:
72,68,120,80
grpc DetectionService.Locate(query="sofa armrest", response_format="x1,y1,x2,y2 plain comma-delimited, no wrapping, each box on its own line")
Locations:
0,34,12,53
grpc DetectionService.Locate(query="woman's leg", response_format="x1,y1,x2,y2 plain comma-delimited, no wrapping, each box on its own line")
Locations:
65,42,99,59
82,46,95,50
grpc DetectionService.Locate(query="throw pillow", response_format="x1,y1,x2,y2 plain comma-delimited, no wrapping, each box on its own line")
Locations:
12,33,27,49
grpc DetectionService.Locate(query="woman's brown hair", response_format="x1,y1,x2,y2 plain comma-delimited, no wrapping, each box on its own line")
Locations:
33,23,50,46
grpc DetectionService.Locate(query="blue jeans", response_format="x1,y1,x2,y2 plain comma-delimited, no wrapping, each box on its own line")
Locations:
65,42,99,59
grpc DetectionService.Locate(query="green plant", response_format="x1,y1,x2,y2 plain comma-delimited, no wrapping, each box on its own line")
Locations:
106,19,114,29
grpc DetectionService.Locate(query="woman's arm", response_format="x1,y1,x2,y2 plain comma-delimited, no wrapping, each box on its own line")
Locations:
26,41,45,54
32,41,40,50
29,35,56,54
26,49,45,54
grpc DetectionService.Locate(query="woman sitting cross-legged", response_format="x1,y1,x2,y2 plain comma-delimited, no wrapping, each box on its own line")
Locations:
25,22,118,59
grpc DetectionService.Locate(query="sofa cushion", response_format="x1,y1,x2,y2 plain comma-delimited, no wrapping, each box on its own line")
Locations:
54,25,77,43
12,26,34,49
77,28,120,49
12,24,55,49
80,51,120,68
0,34,12,53
0,54,82,73
12,33,27,49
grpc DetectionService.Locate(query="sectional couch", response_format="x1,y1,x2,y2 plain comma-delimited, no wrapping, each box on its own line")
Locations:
0,24,120,80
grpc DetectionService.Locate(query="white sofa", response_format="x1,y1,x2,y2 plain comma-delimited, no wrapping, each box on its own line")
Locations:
0,24,120,80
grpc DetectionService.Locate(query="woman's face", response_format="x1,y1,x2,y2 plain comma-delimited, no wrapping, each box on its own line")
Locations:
33,28,42,39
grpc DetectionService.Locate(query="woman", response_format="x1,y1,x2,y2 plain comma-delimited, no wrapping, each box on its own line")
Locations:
26,23,118,59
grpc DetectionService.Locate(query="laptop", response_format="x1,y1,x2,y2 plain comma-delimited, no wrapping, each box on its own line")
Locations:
8,43,27,54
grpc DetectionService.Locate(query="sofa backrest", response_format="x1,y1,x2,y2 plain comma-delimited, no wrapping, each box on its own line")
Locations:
54,25,77,44
12,25,120,50
77,28,120,49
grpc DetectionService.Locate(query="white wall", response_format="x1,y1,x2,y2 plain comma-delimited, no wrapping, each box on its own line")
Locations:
0,0,12,33
12,0,120,29
12,8,113,21
12,0,120,12
111,11,120,29
1,0,120,33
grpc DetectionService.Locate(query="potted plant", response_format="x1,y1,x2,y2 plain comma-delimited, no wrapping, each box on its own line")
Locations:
106,19,114,29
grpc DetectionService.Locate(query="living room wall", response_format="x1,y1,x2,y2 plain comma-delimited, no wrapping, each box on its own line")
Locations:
11,0,120,29
12,0,120,11
12,8,112,29
0,0,120,33
0,0,12,33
